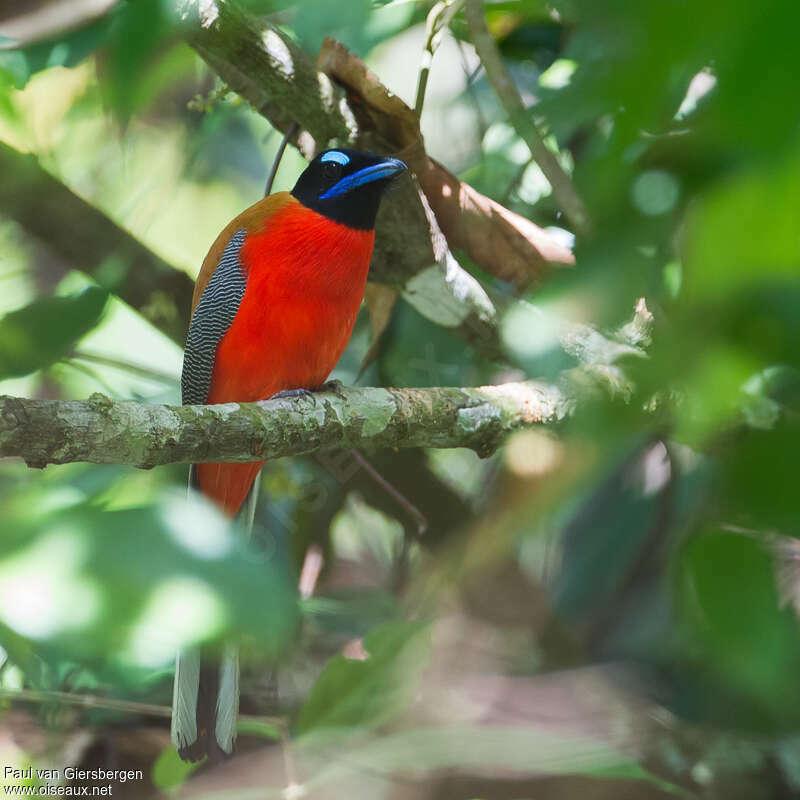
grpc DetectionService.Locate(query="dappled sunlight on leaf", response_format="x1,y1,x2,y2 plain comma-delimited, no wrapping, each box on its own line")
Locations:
159,491,234,560
0,527,99,639
125,577,226,668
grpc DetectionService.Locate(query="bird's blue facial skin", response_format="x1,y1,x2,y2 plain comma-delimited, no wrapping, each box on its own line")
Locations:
320,150,350,166
320,158,407,200
292,149,407,230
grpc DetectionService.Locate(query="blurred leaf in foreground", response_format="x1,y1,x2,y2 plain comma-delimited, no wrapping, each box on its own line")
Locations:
297,620,430,735
151,745,200,792
0,287,108,380
0,490,298,685
0,13,114,90
299,724,686,797
684,149,800,301
675,528,800,730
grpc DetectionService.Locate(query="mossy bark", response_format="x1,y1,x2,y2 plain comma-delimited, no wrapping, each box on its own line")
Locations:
0,383,569,469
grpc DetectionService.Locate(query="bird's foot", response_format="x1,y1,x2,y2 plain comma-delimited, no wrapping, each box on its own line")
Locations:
269,382,346,405
270,388,315,402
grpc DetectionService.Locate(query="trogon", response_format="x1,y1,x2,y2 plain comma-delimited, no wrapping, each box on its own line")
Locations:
171,148,406,761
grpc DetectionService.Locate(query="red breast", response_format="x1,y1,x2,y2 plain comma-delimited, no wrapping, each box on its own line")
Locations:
197,195,375,515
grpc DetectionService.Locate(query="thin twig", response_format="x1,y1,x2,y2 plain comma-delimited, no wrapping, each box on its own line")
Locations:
348,450,428,537
279,720,300,795
457,38,488,138
391,528,412,595
0,687,173,718
71,350,178,385
464,0,591,237
62,359,117,396
265,122,299,197
298,544,324,599
0,687,284,727
414,0,465,117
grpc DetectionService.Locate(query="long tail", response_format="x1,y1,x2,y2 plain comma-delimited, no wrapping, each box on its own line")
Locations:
171,467,260,762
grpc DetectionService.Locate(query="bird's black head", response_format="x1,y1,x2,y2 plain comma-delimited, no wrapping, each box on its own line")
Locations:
291,148,407,231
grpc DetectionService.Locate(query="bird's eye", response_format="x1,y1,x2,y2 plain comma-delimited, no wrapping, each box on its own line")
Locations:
322,161,341,182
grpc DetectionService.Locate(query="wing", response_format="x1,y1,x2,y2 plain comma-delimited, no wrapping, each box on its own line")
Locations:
181,228,248,405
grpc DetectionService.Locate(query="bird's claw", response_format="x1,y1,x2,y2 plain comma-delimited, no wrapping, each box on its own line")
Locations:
270,388,315,403
269,381,345,405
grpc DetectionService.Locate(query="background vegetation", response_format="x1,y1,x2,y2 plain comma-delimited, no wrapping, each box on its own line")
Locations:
1,0,799,797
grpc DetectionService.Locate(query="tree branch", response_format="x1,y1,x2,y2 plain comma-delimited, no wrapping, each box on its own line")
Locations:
0,382,569,469
464,0,591,237
0,141,194,345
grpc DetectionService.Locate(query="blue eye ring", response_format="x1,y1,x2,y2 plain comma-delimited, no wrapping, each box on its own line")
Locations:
320,150,350,166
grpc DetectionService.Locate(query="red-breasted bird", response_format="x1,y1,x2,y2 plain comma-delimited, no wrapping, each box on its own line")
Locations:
171,149,406,761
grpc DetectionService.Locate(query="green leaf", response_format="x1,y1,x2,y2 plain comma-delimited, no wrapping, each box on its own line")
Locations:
0,621,47,687
98,0,177,121
684,149,800,300
237,718,282,740
299,724,688,796
719,420,800,531
0,51,30,89
0,492,299,678
297,620,430,735
676,528,800,729
591,763,694,797
0,15,114,90
151,746,200,792
0,287,108,380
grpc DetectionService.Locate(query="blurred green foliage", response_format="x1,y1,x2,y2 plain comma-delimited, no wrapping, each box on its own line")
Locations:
0,0,799,796
0,287,107,379
297,620,430,734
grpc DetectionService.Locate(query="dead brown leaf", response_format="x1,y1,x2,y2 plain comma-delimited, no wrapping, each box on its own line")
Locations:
318,38,575,287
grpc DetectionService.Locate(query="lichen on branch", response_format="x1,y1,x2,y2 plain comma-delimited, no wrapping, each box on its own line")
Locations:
0,382,570,470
